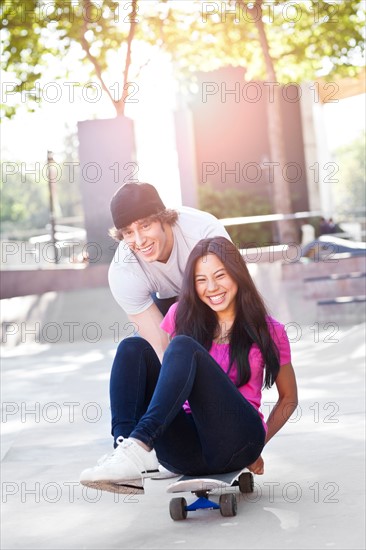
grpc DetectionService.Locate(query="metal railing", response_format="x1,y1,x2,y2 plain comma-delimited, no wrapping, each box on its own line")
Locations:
219,210,365,242
219,210,323,227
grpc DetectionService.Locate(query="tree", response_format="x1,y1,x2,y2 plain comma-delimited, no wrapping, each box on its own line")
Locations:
1,0,140,117
245,0,296,243
143,0,365,243
146,1,365,83
3,1,364,114
2,1,365,243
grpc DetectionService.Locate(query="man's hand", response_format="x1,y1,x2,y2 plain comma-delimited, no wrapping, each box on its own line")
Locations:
247,455,264,475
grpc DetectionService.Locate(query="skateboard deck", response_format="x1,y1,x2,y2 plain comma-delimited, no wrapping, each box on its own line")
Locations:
167,469,244,493
166,468,254,521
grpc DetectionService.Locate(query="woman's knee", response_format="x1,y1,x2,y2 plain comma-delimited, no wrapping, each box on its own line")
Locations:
167,335,201,354
116,336,149,355
112,337,159,381
113,337,155,369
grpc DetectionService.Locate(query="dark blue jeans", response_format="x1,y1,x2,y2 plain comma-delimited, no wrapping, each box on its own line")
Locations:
110,336,265,476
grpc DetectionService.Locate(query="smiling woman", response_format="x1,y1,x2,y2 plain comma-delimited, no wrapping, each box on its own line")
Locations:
194,253,238,324
80,236,298,493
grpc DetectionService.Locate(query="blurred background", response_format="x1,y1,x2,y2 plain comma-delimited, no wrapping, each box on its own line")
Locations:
1,0,365,342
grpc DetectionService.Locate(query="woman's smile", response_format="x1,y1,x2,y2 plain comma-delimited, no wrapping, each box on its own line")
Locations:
194,254,238,320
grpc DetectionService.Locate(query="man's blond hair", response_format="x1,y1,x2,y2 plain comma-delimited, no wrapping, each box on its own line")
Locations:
109,209,178,242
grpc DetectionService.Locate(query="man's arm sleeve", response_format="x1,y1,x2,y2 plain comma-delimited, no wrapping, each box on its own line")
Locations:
108,268,153,315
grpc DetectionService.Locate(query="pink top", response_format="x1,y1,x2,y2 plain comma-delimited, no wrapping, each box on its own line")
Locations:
160,302,291,432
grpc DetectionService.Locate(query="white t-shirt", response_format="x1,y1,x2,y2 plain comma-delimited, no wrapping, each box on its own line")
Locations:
108,206,231,314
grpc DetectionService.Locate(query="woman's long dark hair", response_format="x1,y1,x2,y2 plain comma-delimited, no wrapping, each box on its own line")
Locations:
175,237,280,389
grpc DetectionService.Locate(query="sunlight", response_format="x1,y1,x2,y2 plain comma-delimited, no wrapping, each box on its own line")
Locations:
126,48,182,207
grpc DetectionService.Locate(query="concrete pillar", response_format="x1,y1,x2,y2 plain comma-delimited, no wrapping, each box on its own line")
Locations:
78,116,136,264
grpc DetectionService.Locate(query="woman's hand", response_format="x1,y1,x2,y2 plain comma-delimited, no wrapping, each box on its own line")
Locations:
247,455,264,475
265,362,298,445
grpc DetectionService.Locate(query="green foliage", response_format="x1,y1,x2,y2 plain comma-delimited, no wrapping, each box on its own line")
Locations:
1,0,130,115
0,165,49,232
146,0,365,87
1,1,365,116
332,131,366,218
0,129,84,237
198,185,273,247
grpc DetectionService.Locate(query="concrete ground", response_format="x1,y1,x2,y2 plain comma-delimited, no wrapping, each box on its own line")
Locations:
1,316,365,549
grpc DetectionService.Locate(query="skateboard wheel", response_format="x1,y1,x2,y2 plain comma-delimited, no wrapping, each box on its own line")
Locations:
169,497,187,521
219,494,237,517
238,472,254,493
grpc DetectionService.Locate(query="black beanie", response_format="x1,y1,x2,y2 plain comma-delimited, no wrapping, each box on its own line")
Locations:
110,183,166,229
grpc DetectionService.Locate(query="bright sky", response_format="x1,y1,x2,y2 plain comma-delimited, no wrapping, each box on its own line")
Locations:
323,93,365,151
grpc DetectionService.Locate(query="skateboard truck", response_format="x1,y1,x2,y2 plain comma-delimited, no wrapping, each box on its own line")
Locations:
186,491,220,512
168,472,254,521
169,489,238,520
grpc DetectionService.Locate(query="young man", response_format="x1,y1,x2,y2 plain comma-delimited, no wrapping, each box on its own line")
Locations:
108,182,231,360
79,184,231,486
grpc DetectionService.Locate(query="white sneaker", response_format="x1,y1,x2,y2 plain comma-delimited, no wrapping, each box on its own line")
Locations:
79,437,159,494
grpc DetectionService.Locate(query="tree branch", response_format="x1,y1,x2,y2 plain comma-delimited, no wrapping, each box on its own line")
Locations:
120,0,138,112
81,1,116,110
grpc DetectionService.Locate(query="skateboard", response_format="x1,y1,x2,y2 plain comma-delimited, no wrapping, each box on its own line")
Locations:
166,468,254,521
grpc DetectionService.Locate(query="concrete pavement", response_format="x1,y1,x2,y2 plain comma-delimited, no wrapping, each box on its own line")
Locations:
1,320,365,549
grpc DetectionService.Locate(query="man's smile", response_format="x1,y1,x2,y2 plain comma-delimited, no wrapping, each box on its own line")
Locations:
137,243,154,255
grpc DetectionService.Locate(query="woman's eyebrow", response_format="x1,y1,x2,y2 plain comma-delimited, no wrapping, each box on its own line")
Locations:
194,268,225,278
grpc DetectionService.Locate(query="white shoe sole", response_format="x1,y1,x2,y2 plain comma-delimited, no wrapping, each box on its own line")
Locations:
80,479,144,494
150,469,180,480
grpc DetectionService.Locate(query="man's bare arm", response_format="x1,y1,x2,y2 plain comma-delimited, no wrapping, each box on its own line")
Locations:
128,303,170,362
